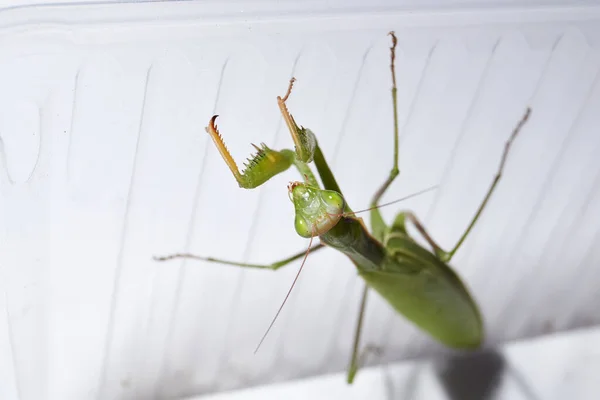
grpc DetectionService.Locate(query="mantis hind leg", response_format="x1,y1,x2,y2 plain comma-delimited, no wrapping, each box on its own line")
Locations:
390,107,532,262
347,284,382,383
392,211,445,257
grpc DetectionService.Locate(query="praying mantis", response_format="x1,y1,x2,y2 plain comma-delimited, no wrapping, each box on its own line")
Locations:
155,32,532,383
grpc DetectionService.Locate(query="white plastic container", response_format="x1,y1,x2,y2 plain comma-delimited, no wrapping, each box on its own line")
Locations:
0,1,599,399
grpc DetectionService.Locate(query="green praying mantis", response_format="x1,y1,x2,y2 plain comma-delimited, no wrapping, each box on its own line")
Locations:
155,32,532,383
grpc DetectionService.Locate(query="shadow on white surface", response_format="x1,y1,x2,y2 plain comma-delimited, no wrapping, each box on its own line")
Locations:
193,326,600,400
0,1,600,398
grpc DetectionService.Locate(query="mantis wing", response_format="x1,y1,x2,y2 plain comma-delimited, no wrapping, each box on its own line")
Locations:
359,232,483,349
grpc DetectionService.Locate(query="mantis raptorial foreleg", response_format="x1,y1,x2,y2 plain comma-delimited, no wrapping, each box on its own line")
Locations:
439,107,531,262
154,244,325,270
277,78,345,197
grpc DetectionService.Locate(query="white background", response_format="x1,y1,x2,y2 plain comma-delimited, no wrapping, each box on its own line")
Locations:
197,326,600,400
0,1,599,399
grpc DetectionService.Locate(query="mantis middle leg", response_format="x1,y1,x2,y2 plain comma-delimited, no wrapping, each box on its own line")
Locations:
154,244,325,270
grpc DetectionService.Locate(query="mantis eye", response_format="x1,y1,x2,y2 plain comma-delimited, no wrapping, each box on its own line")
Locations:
320,191,344,215
294,215,311,238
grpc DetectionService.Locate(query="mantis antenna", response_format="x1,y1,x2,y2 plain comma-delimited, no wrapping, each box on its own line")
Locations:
254,185,437,353
339,184,439,217
254,232,314,354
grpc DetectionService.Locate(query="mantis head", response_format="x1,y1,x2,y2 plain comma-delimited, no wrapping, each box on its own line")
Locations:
288,181,345,238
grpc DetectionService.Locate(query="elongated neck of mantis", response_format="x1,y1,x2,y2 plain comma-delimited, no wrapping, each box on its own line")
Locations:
288,182,386,271
320,216,386,271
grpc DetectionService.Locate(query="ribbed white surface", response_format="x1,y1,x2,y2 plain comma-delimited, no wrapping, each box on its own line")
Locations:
0,1,599,399
195,326,600,400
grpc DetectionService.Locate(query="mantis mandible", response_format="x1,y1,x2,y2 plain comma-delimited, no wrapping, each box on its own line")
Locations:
155,32,532,383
